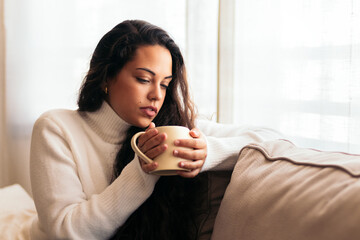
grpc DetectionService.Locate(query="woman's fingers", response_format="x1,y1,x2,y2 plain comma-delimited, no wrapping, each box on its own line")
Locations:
173,129,207,160
189,129,200,138
137,122,167,156
141,133,167,152
174,138,206,149
137,122,167,174
145,144,168,159
179,159,204,169
175,128,207,178
174,148,207,161
177,167,202,178
137,127,158,148
174,128,206,149
140,159,158,173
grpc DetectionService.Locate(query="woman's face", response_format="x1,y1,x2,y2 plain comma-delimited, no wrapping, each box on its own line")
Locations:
106,45,173,128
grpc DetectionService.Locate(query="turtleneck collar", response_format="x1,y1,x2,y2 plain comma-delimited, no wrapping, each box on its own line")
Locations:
82,101,131,144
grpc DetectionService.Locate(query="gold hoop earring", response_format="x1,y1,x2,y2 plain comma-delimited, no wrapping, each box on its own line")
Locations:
104,87,108,94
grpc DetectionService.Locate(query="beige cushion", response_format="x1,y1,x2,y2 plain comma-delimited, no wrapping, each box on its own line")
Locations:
212,140,360,240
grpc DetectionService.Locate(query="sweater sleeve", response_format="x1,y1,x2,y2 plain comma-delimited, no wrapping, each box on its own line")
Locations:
30,116,159,239
196,119,283,171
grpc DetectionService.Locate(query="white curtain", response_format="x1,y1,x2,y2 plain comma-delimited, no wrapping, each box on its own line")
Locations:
187,0,218,120
2,0,219,192
230,0,360,153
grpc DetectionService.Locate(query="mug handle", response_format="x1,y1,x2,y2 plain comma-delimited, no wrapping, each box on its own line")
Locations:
130,131,154,164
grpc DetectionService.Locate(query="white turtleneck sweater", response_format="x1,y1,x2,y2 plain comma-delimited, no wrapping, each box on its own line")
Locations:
29,101,281,239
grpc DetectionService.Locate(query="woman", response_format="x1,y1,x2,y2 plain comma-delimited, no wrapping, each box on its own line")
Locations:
30,20,281,239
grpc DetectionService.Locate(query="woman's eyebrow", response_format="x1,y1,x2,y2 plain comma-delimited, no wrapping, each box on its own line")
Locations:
136,67,172,79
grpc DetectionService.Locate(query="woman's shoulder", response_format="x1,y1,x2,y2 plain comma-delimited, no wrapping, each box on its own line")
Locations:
36,108,79,121
33,108,82,131
39,108,77,117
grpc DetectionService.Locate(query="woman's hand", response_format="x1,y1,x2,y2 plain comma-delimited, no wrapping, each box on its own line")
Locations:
137,122,166,173
174,128,207,178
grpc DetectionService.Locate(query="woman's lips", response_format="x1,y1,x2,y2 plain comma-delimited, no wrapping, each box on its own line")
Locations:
140,106,157,117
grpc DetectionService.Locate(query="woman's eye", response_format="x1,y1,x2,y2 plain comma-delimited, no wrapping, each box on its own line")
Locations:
161,84,169,89
136,78,149,83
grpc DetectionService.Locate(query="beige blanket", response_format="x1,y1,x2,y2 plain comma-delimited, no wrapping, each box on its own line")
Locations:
0,184,36,240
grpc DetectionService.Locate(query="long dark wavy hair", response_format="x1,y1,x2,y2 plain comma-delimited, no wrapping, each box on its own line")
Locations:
77,20,208,239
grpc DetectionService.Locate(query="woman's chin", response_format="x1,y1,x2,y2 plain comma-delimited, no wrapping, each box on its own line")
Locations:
131,119,153,129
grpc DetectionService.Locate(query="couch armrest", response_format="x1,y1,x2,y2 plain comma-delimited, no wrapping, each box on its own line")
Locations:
212,140,360,240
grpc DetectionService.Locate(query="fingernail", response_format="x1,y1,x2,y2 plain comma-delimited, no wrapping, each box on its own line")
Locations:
192,130,199,136
174,150,178,156
179,162,184,167
174,140,180,145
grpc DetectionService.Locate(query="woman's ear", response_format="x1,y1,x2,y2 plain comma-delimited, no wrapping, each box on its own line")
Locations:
102,78,111,95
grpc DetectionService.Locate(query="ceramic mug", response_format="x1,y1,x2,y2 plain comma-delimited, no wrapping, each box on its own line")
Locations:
131,126,193,176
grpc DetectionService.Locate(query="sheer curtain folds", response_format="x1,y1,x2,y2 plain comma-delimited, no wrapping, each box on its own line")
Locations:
230,0,360,153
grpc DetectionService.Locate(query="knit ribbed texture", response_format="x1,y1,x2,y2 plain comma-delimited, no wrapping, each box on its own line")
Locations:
197,119,283,172
30,102,159,239
82,102,130,144
97,160,160,226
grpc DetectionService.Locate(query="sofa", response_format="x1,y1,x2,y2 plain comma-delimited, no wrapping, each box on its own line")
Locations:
198,139,360,240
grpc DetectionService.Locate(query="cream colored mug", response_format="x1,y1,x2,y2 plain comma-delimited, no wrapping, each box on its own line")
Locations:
131,126,193,176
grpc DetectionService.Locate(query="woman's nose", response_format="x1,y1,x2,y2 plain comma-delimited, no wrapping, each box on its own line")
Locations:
148,84,163,100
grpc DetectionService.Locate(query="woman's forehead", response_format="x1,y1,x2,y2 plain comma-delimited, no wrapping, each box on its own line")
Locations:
126,45,173,75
